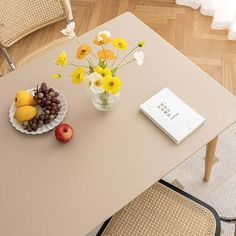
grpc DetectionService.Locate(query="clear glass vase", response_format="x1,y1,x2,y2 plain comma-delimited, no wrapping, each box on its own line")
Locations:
91,91,121,111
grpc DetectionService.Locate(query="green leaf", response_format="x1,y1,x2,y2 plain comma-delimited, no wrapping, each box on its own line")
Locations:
89,65,94,73
98,60,106,69
112,67,118,76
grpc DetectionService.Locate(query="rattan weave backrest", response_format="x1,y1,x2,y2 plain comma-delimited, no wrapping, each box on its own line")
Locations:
101,182,218,236
0,0,68,47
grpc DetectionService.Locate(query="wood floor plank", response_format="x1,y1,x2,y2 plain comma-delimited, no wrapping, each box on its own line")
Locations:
0,0,236,94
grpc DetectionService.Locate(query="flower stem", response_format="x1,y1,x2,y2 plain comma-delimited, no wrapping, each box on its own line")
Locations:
117,59,135,69
75,37,83,46
111,49,119,70
98,92,114,110
90,51,99,61
116,46,138,68
102,45,108,67
67,62,89,68
87,54,93,64
85,56,95,68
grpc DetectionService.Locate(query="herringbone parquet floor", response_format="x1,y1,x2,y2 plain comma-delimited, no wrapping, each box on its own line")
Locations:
1,0,236,94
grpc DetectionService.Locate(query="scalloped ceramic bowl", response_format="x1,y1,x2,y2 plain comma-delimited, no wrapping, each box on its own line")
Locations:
9,88,67,135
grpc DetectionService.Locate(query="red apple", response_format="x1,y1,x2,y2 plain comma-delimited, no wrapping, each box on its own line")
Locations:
55,123,73,143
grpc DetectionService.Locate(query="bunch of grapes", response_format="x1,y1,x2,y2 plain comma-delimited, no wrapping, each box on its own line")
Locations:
22,82,62,132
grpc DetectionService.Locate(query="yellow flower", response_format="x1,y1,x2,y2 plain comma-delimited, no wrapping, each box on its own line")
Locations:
93,34,111,46
71,67,85,84
95,67,112,77
103,75,122,94
76,44,92,59
138,41,145,47
52,73,61,79
97,49,116,60
112,38,128,50
55,51,68,67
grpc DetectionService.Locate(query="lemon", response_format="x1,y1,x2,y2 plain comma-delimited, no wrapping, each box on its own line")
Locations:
14,90,36,107
14,105,37,122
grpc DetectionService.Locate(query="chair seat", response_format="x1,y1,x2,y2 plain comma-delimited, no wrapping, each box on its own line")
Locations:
18,37,68,67
100,181,220,236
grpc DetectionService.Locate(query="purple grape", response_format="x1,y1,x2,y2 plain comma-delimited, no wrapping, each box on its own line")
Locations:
32,123,37,129
38,93,44,99
52,105,57,111
41,82,47,87
52,97,57,103
49,91,55,97
39,114,45,120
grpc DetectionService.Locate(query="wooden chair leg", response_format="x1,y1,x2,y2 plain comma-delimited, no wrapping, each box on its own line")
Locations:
204,136,219,182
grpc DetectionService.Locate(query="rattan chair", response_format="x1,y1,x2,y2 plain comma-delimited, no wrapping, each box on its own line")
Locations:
97,180,221,236
18,36,68,67
0,0,73,71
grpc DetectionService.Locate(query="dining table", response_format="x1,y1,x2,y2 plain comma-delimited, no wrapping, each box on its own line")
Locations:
0,12,236,236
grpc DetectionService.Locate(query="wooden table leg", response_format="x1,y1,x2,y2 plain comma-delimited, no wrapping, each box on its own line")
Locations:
204,136,219,182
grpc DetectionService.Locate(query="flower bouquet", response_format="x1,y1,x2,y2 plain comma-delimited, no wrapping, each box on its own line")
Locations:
54,31,144,111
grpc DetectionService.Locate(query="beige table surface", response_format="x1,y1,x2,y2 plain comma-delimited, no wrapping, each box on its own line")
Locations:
0,12,236,236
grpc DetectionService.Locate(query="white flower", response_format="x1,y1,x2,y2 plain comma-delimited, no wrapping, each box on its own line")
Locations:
87,72,102,82
61,21,76,39
133,51,144,66
97,30,111,41
98,30,111,37
88,72,104,94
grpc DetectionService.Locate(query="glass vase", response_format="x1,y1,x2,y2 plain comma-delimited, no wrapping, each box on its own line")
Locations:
91,91,121,111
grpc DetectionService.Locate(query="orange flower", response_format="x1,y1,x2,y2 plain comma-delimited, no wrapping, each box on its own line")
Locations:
97,49,115,60
93,34,111,46
76,44,92,59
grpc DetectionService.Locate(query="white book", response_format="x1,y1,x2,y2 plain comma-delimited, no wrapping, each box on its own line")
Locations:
140,87,205,144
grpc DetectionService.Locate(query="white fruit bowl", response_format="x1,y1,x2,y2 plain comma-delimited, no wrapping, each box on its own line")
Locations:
9,88,67,135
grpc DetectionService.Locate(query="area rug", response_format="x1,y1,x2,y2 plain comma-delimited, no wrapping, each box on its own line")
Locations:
163,122,236,236
87,122,236,236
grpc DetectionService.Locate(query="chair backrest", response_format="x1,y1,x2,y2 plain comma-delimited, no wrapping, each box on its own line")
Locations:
0,0,68,48
98,180,221,236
